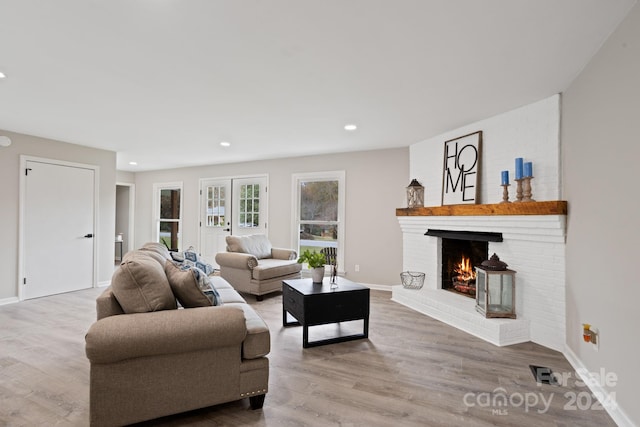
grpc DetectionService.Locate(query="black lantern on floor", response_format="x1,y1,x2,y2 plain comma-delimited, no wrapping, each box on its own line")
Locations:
475,254,517,318
406,179,424,208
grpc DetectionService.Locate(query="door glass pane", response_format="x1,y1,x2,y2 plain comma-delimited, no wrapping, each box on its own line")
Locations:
206,185,225,227
239,183,260,228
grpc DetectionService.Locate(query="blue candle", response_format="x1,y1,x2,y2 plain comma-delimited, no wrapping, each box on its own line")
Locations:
501,170,509,185
515,158,524,179
524,162,533,177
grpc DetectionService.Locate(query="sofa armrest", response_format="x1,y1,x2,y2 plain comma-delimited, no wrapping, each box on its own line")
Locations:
85,306,247,364
271,248,297,260
215,252,259,269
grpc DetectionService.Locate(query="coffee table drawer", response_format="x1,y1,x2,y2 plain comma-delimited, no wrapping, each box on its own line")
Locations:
283,284,305,322
305,290,369,325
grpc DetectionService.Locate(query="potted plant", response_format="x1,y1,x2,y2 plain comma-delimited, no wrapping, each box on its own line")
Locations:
297,249,326,283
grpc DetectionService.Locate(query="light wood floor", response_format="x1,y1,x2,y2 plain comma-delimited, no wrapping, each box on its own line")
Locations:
0,287,615,427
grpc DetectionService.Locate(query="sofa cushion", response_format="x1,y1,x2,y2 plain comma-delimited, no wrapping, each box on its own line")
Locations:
226,234,272,259
138,242,171,265
111,251,177,313
225,303,271,359
251,258,302,281
164,261,221,307
216,287,247,304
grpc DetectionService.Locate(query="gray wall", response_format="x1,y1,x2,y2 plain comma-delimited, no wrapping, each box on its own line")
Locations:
133,147,408,286
0,130,117,300
115,185,130,258
562,3,640,424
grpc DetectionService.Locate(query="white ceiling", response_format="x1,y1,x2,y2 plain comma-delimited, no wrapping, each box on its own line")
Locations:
0,0,635,171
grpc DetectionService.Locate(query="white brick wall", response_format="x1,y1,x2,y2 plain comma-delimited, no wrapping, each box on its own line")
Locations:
396,214,566,351
395,93,566,352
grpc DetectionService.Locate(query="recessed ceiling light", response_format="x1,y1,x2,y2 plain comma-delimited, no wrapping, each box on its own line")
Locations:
129,161,138,166
344,124,357,131
220,141,231,147
0,72,6,79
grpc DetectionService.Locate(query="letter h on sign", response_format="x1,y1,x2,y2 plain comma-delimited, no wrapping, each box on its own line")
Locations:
441,131,482,206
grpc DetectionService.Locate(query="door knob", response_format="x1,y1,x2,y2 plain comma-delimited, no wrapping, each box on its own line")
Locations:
223,228,230,232
84,233,94,238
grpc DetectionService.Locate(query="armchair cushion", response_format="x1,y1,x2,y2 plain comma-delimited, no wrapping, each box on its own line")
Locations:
251,258,303,281
164,261,221,307
111,251,177,314
226,234,272,259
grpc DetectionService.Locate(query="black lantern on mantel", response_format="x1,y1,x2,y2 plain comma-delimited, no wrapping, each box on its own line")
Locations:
475,254,517,319
406,179,424,208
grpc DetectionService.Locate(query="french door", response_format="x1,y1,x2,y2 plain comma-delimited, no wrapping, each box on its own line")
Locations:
199,176,268,267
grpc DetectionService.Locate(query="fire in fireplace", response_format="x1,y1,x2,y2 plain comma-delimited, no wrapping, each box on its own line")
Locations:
424,229,503,299
442,239,487,298
452,255,477,296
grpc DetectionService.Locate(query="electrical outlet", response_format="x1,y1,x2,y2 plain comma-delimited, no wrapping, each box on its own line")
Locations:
355,264,360,272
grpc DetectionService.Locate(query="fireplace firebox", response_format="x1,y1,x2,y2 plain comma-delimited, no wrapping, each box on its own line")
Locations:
424,229,503,298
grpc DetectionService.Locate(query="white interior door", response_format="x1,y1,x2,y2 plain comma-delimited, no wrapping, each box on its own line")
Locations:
199,176,268,267
200,179,232,267
23,160,95,299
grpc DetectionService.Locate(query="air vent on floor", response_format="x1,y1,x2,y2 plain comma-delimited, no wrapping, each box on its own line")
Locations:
529,365,557,385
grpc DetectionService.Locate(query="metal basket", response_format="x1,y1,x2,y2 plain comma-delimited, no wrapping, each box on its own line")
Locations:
400,271,425,289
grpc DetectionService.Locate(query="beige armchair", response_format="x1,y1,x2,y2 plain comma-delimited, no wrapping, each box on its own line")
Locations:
215,234,302,300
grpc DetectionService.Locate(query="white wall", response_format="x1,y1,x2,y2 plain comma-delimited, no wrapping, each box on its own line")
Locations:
562,3,640,425
0,130,116,301
410,94,561,205
132,148,408,287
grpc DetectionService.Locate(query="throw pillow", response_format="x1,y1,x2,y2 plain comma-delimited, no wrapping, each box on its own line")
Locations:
111,251,177,313
169,246,215,275
165,261,222,307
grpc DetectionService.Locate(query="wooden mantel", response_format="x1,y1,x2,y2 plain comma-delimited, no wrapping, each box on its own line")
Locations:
396,200,567,217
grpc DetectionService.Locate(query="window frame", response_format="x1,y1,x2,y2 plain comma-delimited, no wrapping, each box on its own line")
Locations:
153,181,183,251
291,171,345,272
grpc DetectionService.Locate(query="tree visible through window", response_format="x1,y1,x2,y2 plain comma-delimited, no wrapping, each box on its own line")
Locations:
299,180,338,251
154,183,182,251
293,171,345,270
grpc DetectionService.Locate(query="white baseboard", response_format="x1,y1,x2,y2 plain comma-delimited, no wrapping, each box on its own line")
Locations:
97,281,111,288
364,283,393,291
0,296,19,306
563,345,636,427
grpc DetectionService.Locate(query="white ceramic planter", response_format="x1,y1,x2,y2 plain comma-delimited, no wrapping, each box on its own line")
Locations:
311,267,325,284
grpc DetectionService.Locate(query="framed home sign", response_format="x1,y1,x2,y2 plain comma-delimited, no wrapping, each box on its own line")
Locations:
441,131,482,205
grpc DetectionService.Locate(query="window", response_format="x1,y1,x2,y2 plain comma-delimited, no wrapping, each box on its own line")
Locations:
205,184,226,227
292,171,345,270
238,183,260,228
153,182,182,251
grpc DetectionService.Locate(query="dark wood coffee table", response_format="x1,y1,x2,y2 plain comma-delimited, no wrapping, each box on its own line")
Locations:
282,277,370,348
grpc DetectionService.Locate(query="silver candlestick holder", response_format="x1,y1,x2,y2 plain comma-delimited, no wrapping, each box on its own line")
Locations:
522,176,536,202
500,184,511,203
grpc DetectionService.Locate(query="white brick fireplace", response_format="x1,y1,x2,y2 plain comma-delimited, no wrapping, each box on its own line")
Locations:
394,94,567,351
392,209,566,351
